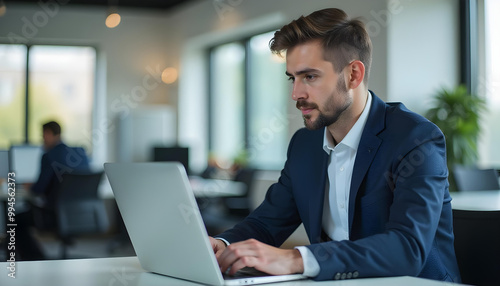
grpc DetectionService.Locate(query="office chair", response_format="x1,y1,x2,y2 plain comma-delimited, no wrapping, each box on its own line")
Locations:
453,209,500,286
223,168,257,216
54,172,109,259
200,168,257,235
452,165,500,192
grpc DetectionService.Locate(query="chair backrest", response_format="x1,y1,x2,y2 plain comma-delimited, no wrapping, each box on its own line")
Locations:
233,168,257,196
453,165,500,192
453,209,500,286
55,172,109,237
223,168,257,215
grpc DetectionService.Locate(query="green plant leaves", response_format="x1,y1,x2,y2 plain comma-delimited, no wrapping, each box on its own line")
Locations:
426,84,486,172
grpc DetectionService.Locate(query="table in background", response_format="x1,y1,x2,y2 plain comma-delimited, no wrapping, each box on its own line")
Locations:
97,175,246,199
0,256,461,286
450,190,500,210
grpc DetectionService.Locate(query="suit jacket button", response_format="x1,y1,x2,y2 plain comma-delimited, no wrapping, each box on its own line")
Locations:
334,273,341,280
353,271,359,278
341,273,347,279
347,272,353,279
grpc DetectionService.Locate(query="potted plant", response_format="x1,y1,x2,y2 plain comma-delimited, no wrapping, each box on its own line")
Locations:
425,85,486,191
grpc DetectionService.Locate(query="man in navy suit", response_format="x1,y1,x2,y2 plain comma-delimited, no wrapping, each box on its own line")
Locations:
14,121,90,260
31,121,90,208
209,8,460,282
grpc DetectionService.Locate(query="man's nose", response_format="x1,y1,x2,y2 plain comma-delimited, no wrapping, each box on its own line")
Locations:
292,81,307,101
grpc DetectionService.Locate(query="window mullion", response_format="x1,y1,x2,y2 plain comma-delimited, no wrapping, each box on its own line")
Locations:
24,44,30,144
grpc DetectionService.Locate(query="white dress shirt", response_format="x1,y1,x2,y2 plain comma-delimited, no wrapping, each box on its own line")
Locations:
296,92,373,277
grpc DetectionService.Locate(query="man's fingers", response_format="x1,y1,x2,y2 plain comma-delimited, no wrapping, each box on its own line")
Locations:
228,256,260,275
218,241,260,273
209,237,227,258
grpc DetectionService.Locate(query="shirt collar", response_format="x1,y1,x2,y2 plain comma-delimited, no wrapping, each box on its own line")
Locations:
323,91,373,154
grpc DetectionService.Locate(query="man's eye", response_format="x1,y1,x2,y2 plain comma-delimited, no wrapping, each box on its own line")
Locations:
288,77,295,82
305,75,316,81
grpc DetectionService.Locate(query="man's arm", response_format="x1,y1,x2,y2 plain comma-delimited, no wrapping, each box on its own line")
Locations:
211,130,307,274
31,154,53,195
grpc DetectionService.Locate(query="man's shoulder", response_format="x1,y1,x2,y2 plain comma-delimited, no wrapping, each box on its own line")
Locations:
291,128,324,143
384,102,437,130
379,101,443,145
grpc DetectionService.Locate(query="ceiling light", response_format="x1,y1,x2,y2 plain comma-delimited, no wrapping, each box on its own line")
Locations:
105,11,121,28
161,67,178,84
0,1,6,17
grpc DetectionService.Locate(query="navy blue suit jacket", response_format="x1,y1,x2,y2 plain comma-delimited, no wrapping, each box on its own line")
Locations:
32,142,90,208
219,93,461,282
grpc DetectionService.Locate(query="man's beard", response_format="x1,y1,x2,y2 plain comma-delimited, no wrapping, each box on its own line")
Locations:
296,74,351,130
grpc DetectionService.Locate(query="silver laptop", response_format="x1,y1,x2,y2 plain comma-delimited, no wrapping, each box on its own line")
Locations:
104,162,306,285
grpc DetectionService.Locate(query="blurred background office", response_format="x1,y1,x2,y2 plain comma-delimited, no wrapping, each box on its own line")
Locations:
0,0,499,272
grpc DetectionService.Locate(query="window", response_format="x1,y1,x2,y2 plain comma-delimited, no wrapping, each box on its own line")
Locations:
0,44,26,148
0,44,95,151
209,31,289,169
247,32,288,168
210,42,246,164
478,0,500,167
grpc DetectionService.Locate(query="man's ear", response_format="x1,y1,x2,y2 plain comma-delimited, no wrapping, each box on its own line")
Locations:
346,60,365,89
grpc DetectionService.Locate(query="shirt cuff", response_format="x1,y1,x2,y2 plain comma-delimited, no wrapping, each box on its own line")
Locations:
295,246,320,277
214,237,230,246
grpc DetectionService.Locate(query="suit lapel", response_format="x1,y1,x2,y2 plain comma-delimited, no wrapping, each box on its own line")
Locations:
308,144,329,244
348,92,386,233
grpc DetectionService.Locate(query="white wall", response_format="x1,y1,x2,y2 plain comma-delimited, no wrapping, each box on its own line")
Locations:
387,0,460,115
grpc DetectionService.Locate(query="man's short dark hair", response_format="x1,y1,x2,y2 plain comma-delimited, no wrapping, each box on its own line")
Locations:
269,8,372,84
43,121,61,136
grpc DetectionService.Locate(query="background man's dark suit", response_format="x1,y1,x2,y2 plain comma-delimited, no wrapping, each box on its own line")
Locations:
32,142,90,209
218,92,461,282
13,142,90,260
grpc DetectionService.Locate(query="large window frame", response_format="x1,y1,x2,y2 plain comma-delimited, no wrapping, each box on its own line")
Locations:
464,0,500,167
208,30,290,170
0,43,97,152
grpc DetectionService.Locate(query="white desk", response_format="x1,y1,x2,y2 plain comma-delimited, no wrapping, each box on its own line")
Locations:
0,256,461,286
451,190,500,211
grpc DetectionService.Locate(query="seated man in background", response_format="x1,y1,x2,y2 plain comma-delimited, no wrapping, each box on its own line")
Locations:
14,121,90,260
31,121,90,209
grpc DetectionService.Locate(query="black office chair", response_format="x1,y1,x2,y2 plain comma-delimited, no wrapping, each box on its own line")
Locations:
200,168,257,235
453,209,500,286
452,165,500,192
54,172,109,258
223,168,257,216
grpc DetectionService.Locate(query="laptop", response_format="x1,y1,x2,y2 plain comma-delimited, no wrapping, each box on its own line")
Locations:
104,162,306,285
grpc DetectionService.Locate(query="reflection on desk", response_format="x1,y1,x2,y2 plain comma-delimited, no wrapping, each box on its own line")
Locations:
451,190,500,210
0,256,460,286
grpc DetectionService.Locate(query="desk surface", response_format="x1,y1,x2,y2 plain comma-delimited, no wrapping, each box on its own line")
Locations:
0,256,460,286
451,190,500,211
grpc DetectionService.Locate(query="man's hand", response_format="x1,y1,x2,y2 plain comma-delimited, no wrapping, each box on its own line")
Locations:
209,236,227,259
217,238,304,276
